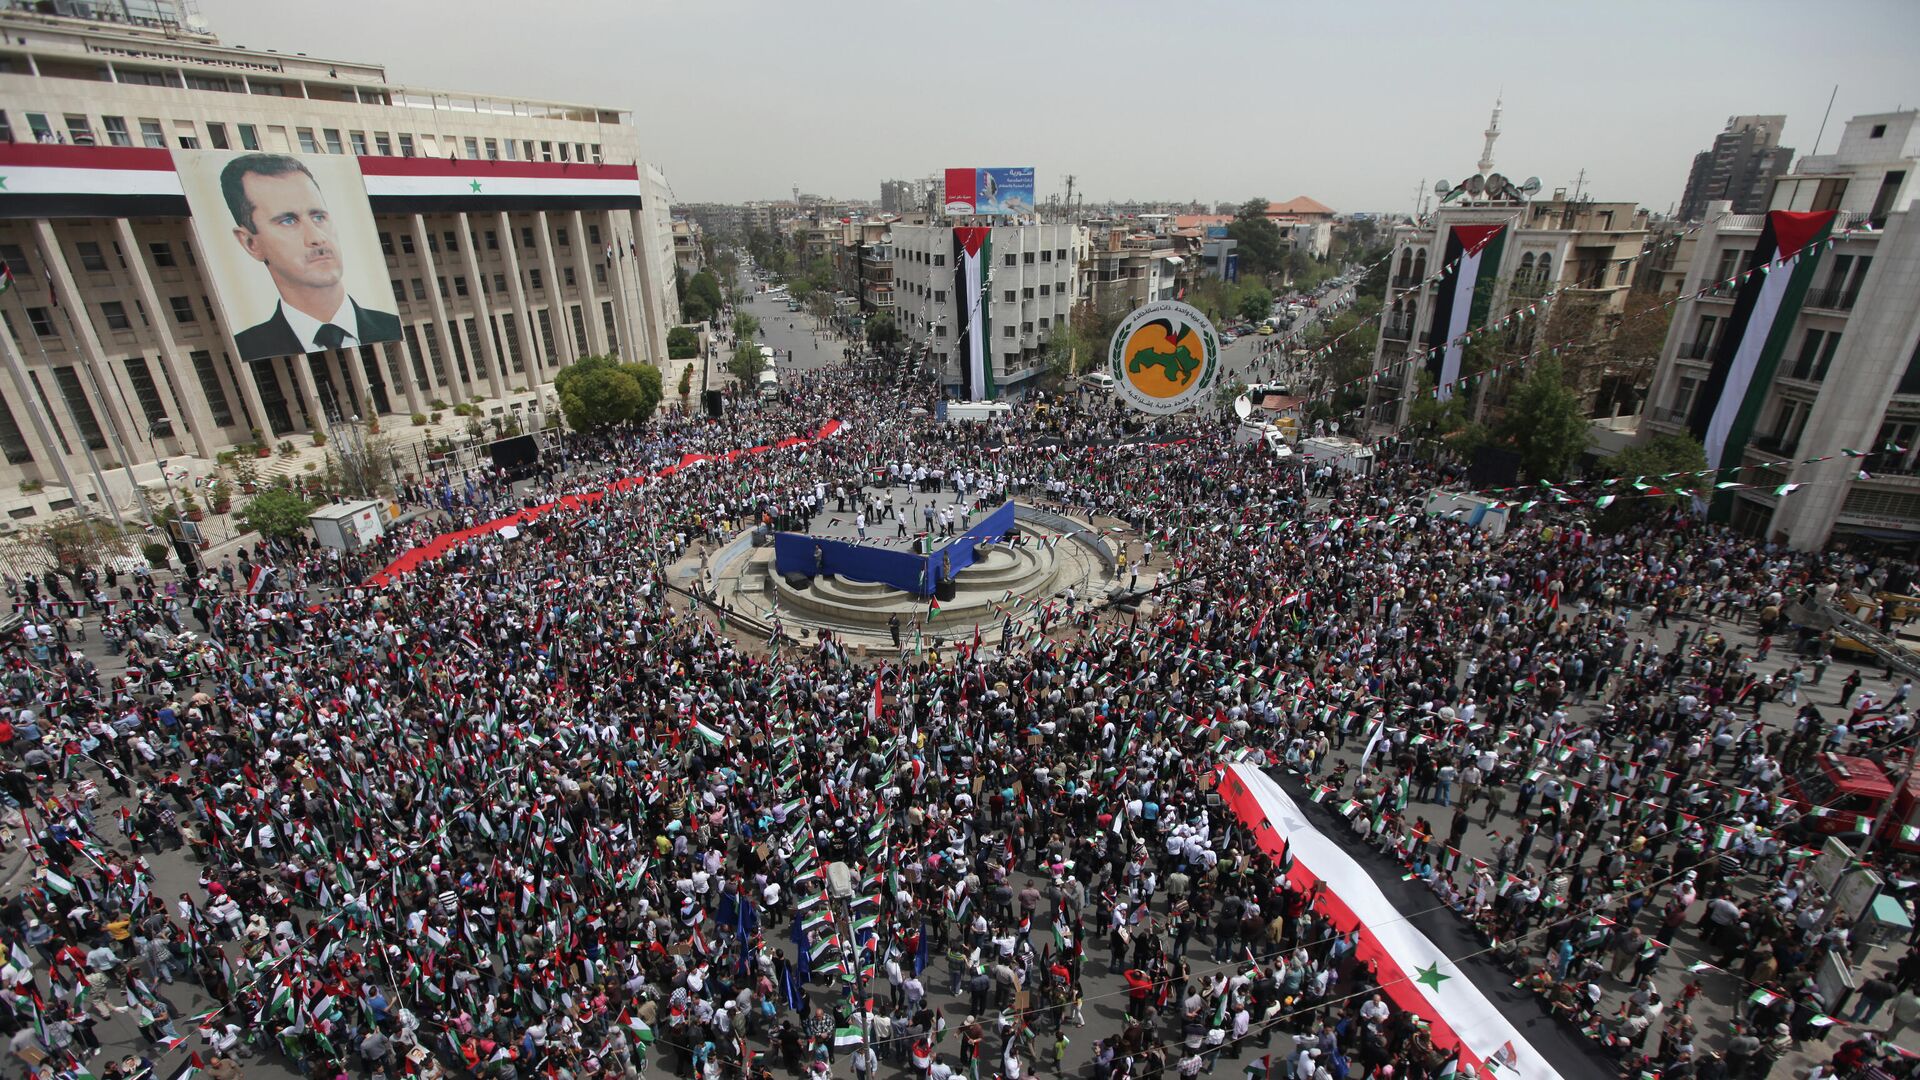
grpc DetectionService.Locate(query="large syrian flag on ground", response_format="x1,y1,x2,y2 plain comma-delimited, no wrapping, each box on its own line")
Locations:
953,227,994,401
1688,209,1838,475
1424,224,1507,401
1214,763,1555,1079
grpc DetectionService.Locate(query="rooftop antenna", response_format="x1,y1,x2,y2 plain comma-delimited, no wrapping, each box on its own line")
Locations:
1811,83,1840,155
1415,177,1426,220
1570,168,1587,202
1063,174,1076,224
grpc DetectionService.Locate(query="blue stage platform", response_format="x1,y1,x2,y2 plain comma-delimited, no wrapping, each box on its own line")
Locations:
772,500,1017,597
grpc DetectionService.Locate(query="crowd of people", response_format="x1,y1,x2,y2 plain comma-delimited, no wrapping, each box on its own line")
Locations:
1,349,1919,1080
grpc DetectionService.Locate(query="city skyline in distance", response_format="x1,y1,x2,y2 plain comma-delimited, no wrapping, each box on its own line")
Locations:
197,0,1920,213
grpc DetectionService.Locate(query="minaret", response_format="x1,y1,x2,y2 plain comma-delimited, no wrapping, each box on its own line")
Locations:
1477,95,1503,178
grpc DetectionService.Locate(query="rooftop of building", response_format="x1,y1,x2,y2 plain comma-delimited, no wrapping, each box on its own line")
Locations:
0,2,633,124
1266,196,1336,218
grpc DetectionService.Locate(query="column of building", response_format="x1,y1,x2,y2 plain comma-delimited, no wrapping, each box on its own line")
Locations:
568,210,608,357
411,214,469,404
496,210,546,387
109,219,220,459
533,212,579,367
454,212,508,401
33,222,146,465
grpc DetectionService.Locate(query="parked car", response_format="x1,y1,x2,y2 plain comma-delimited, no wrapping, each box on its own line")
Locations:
1081,372,1116,391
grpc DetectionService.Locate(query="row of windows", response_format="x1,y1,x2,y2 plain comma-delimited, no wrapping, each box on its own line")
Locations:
377,223,596,257
386,263,605,305
1,109,604,165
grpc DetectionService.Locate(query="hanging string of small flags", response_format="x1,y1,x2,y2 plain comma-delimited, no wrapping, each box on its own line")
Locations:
1417,442,1909,509
1299,216,1881,418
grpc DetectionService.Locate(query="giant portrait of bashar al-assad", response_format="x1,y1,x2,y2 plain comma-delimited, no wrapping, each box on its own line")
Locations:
174,150,400,363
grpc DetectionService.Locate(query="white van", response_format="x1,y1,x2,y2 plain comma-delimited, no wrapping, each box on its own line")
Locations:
945,401,1012,423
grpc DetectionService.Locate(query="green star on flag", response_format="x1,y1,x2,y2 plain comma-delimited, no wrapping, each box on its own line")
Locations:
469,179,483,192
1414,962,1450,991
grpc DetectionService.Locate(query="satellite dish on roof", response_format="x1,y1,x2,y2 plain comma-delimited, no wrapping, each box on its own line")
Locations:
1488,173,1508,197
1520,176,1543,196
1234,396,1254,421
1464,175,1485,196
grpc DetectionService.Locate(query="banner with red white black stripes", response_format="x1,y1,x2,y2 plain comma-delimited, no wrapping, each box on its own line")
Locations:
0,145,643,219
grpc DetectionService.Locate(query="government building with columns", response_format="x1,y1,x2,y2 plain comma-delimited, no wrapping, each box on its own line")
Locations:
0,1,678,523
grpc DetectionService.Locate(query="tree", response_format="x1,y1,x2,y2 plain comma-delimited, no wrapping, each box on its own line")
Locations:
1403,373,1470,449
681,269,724,324
1494,357,1589,482
733,312,760,342
667,326,700,360
727,343,767,385
866,313,899,353
619,361,664,424
240,487,315,539
1227,199,1285,278
1596,433,1708,530
1235,281,1274,325
556,355,648,432
678,362,694,407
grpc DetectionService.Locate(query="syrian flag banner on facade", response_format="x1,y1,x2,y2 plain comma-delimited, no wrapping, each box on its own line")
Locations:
952,227,994,401
1424,223,1507,401
1688,209,1838,480
1214,763,1557,1079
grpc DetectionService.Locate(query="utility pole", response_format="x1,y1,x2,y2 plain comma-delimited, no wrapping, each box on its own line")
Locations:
1570,168,1588,203
1062,175,1076,225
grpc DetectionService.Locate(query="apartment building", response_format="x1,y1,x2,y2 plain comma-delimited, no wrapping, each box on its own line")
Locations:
891,222,1081,396
1641,111,1920,548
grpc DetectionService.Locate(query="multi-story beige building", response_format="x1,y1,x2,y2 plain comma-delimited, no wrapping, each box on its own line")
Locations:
0,2,678,521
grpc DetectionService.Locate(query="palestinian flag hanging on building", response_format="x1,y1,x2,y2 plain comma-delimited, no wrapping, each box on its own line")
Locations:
953,227,994,401
1688,209,1837,475
1423,223,1507,400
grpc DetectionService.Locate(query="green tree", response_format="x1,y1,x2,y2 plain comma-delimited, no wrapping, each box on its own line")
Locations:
619,361,664,424
727,342,768,385
1596,433,1708,529
1227,199,1284,278
1235,281,1275,325
1494,357,1589,481
1404,372,1470,449
556,355,647,432
239,487,315,539
678,362,694,406
733,312,761,342
667,326,700,360
682,269,724,324
866,313,899,353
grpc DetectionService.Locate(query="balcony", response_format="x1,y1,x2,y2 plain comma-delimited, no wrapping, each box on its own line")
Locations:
1695,283,1738,302
1391,275,1417,289
1678,340,1714,361
1749,433,1800,458
1645,406,1692,427
1804,286,1859,313
1382,320,1415,342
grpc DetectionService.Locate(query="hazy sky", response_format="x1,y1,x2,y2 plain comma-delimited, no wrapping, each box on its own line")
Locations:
200,0,1920,214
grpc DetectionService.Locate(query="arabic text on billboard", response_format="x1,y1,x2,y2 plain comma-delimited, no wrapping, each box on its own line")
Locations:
943,167,1035,217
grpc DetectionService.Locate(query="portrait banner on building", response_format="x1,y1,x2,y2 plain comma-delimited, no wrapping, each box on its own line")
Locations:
174,149,401,363
1688,209,1837,475
1423,223,1506,400
952,227,993,401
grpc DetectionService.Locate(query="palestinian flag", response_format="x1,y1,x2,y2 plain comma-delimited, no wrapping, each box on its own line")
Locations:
1689,209,1837,479
953,227,994,401
834,1025,867,1048
617,1008,655,1043
1215,762,1559,1079
1424,223,1507,400
690,719,728,748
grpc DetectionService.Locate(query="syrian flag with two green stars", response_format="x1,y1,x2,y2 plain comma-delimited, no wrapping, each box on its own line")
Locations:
1214,762,1551,1079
